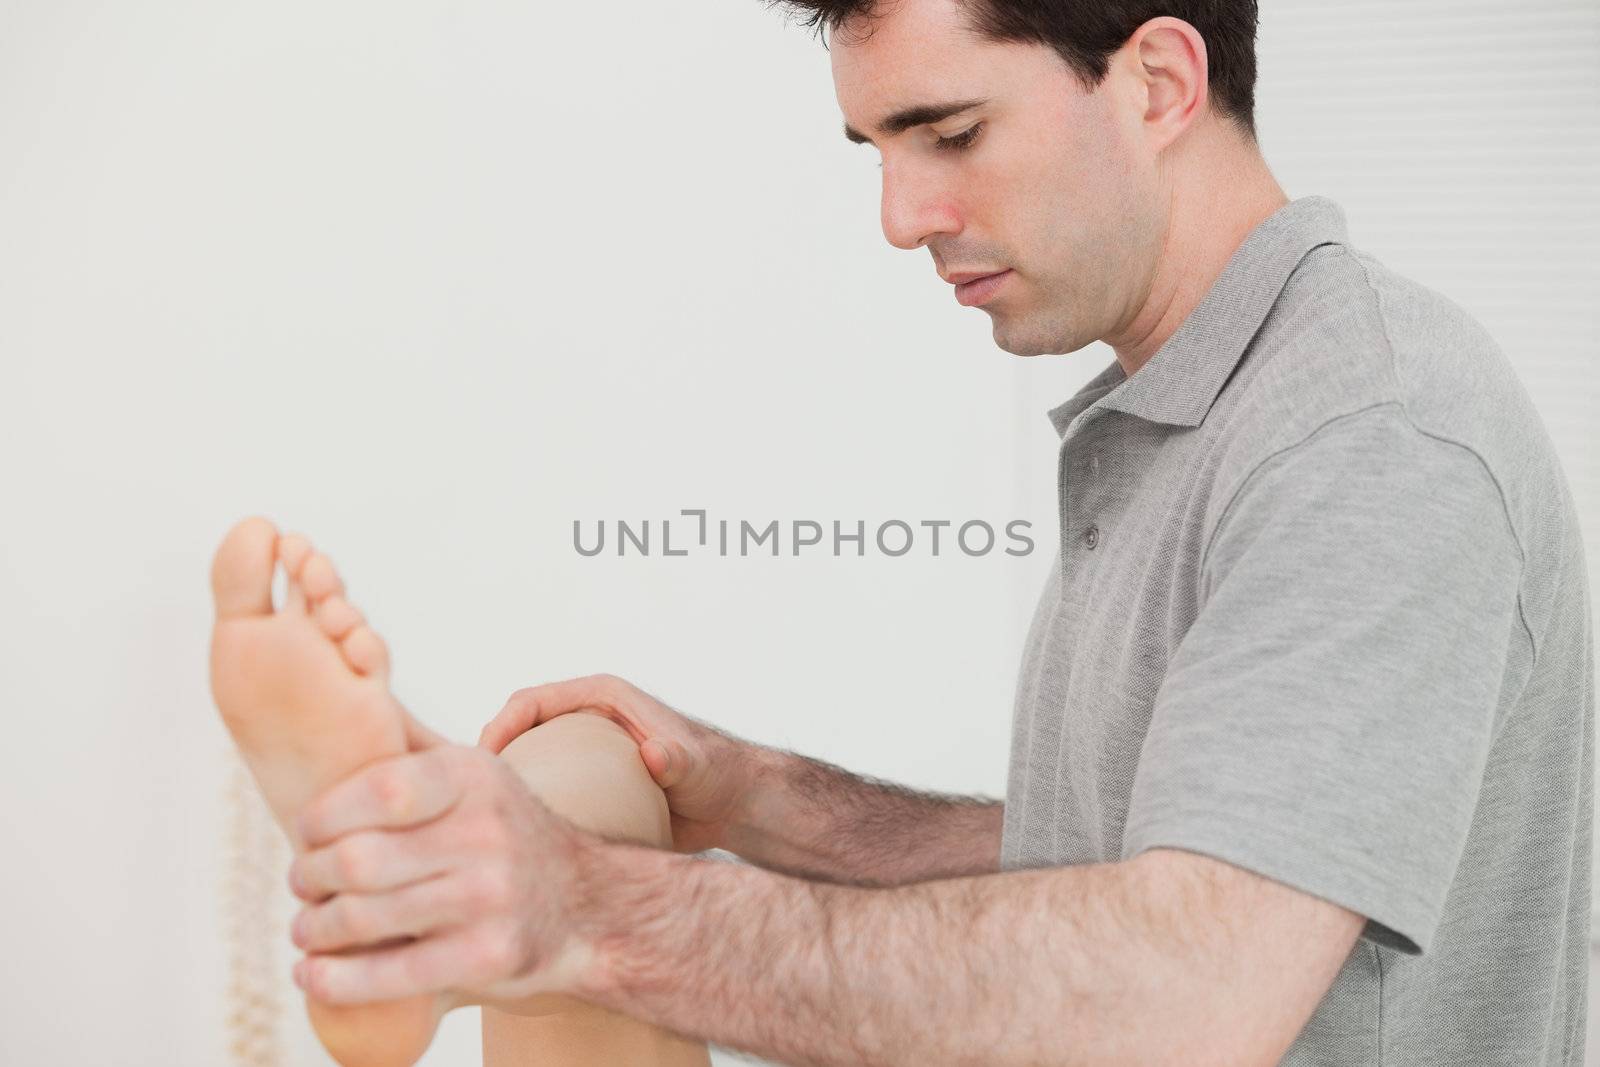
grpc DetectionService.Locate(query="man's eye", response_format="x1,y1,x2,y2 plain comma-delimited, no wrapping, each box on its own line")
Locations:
875,122,985,168
933,122,983,152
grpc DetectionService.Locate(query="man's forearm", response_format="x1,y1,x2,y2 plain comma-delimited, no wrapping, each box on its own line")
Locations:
722,744,1003,886
573,839,1211,1067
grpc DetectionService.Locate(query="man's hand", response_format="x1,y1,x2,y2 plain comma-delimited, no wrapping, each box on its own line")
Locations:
482,673,1005,887
284,738,603,1006
479,673,763,854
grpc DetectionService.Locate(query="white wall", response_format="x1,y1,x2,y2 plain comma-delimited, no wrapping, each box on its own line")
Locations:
0,3,1593,1066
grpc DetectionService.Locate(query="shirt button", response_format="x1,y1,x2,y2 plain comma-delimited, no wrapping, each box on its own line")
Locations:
1084,525,1099,550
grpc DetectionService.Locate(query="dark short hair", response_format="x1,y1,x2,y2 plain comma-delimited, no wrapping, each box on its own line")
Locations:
764,0,1260,143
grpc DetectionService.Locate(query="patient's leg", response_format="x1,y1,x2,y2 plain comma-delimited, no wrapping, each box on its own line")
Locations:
481,711,711,1065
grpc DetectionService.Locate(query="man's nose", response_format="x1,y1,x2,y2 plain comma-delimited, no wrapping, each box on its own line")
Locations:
880,165,960,251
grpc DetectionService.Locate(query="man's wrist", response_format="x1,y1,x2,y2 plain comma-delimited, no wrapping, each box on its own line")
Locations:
720,742,790,859
570,835,688,1004
569,835,630,1001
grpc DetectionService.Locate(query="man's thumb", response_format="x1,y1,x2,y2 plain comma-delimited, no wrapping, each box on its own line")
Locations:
643,737,689,788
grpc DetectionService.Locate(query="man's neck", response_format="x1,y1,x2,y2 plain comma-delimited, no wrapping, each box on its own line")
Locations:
1108,137,1288,380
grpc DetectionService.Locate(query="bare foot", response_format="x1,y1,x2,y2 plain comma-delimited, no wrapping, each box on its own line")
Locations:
208,516,445,1067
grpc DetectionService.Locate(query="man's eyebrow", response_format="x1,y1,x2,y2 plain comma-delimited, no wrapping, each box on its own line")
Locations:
842,98,990,145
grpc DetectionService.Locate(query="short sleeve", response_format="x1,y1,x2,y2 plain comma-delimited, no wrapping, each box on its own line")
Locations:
1120,406,1527,956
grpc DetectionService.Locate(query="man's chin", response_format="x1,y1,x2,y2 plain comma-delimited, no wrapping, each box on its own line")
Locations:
989,311,1096,357
990,322,1056,358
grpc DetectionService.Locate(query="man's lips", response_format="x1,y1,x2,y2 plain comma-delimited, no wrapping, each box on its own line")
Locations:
950,269,1012,307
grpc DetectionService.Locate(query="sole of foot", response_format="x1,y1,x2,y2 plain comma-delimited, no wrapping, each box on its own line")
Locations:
208,515,447,1067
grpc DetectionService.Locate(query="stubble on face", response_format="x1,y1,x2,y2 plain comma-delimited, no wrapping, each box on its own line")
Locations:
987,61,1166,359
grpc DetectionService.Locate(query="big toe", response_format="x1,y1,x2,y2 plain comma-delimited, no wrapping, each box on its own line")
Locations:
211,516,279,620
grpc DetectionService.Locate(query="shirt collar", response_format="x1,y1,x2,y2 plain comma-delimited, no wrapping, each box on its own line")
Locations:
1046,194,1350,437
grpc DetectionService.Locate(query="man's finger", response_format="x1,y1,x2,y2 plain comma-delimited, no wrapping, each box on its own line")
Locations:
292,874,467,954
290,829,436,900
297,924,517,1004
291,812,473,900
477,674,629,753
297,749,460,849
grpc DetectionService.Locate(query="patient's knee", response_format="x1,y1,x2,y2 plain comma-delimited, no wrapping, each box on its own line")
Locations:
499,711,672,849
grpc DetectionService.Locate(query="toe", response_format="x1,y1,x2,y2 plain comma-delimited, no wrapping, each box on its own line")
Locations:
300,551,346,603
314,595,363,641
211,516,279,619
340,625,390,678
278,533,313,579
277,533,313,610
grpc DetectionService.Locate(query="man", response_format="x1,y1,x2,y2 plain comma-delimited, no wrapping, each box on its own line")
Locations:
285,0,1595,1063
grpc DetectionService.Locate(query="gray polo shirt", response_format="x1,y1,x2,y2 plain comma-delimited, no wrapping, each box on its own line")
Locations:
1000,194,1593,1064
